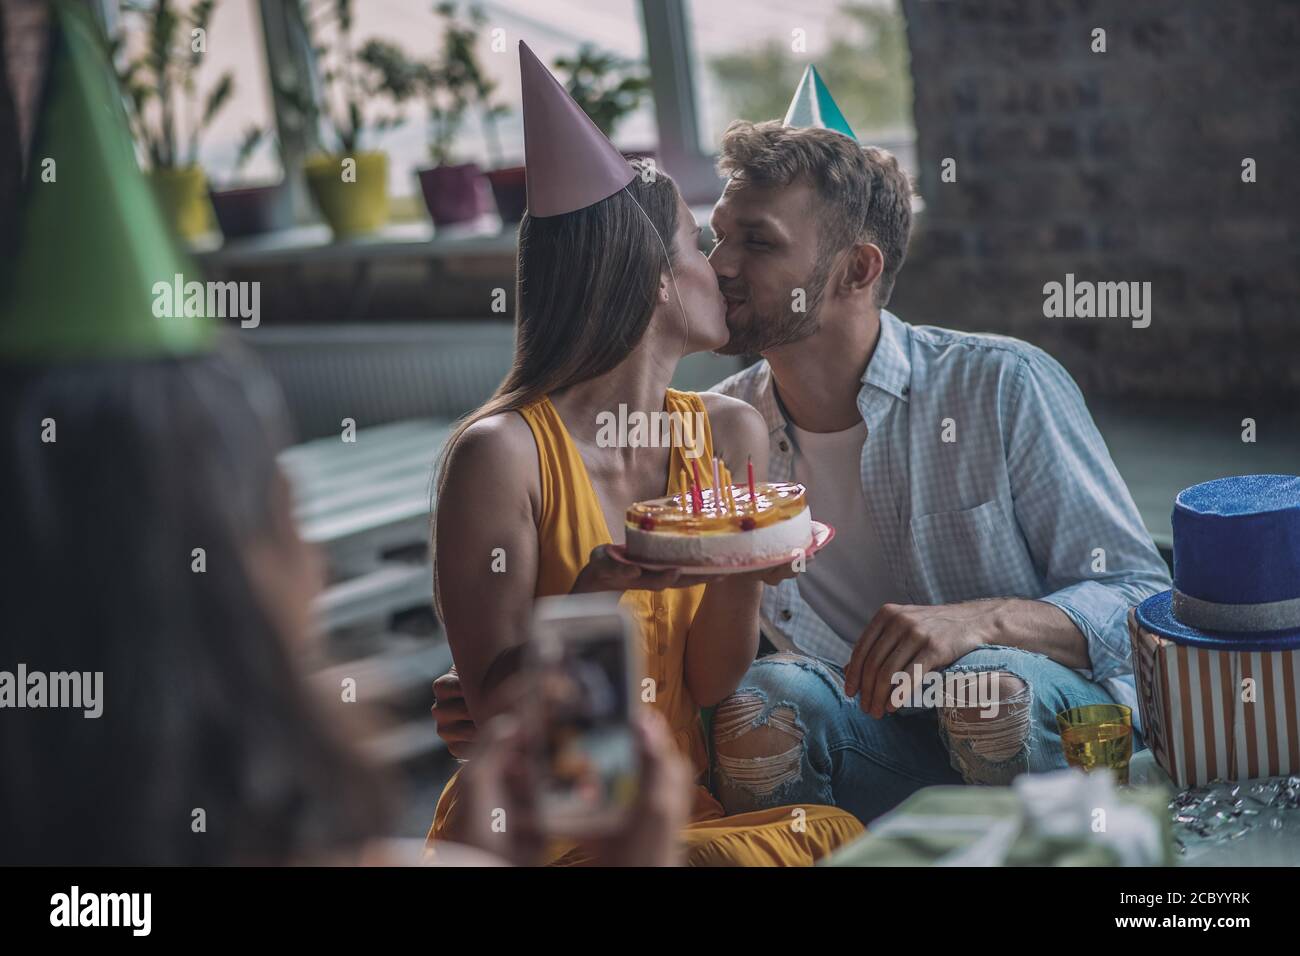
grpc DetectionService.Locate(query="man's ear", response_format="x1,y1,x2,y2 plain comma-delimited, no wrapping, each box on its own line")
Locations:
841,243,885,296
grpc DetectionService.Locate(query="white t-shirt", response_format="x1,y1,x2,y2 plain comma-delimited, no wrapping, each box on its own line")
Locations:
789,420,902,646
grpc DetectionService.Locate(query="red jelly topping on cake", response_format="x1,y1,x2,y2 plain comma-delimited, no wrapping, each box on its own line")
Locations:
639,516,657,530
739,517,756,531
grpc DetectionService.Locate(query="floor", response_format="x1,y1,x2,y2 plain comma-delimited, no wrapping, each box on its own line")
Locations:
1092,399,1299,554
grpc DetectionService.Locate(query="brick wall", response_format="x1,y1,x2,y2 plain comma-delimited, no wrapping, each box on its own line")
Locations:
893,0,1299,401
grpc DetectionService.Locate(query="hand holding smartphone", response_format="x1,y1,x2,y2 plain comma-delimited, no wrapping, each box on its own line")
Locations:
528,593,643,838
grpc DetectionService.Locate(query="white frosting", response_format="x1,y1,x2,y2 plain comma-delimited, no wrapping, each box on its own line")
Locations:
625,506,813,567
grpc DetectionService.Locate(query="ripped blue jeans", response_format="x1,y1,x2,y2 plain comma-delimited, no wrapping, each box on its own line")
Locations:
709,646,1142,826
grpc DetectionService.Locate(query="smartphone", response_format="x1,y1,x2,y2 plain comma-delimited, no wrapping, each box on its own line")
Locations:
528,593,641,837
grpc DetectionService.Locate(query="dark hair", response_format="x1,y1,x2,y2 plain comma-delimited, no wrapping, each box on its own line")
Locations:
0,343,393,864
718,120,913,306
432,160,679,613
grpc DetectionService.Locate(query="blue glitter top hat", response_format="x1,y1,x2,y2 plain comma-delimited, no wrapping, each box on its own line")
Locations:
1135,475,1300,651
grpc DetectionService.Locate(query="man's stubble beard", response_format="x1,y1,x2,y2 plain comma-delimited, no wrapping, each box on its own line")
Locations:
714,256,834,357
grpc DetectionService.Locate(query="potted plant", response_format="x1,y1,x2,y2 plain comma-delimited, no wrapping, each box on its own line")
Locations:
302,0,421,238
488,44,651,225
484,163,527,225
415,2,505,228
207,126,294,239
111,0,234,240
553,44,652,142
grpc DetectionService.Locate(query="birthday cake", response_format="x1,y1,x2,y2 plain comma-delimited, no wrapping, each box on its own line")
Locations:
624,479,813,568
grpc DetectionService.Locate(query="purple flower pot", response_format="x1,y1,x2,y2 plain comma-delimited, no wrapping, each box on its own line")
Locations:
486,165,528,224
417,163,492,227
208,181,291,239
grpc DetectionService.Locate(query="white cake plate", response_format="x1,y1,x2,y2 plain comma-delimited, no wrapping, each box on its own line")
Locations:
606,520,835,576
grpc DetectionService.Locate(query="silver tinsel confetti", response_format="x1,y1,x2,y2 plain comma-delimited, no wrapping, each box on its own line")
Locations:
1169,775,1300,853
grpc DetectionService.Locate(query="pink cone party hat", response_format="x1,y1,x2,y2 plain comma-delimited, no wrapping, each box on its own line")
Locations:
519,40,635,217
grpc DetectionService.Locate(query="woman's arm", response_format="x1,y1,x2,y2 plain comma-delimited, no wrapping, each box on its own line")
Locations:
682,394,772,706
435,413,541,725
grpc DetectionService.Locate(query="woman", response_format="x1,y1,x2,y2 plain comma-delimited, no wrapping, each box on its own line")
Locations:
0,0,396,864
2,7,702,868
428,159,863,866
0,345,400,865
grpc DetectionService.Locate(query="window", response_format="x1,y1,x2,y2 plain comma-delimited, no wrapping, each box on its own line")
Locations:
202,0,278,185
685,0,915,172
109,0,279,186
303,0,655,199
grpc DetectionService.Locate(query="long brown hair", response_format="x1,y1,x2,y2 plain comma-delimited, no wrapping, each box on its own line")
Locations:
432,160,680,613
0,345,395,864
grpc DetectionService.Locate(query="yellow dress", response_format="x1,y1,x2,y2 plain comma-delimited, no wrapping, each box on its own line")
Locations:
429,389,863,865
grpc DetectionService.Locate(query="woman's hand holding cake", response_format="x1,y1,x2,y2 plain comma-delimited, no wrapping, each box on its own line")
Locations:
569,544,726,594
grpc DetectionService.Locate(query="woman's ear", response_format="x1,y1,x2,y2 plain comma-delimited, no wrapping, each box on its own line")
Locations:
659,275,671,304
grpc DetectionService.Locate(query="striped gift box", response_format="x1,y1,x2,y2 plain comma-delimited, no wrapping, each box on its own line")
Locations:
1130,609,1300,788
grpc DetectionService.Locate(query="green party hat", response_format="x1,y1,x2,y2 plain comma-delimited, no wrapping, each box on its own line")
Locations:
782,65,856,140
0,0,213,360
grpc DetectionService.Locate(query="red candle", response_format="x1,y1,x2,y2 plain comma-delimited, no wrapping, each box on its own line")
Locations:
746,455,757,512
690,458,704,514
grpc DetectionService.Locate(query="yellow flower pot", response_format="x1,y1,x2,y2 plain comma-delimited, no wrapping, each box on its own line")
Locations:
149,165,214,240
304,151,390,238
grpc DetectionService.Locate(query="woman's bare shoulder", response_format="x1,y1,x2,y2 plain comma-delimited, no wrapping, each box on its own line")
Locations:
696,392,768,455
697,389,762,422
442,411,539,501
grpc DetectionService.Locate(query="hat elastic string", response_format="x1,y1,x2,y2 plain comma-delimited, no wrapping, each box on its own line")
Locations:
624,186,691,360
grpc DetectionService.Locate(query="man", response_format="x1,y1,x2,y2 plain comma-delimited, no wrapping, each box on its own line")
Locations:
433,79,1170,826
699,117,1169,824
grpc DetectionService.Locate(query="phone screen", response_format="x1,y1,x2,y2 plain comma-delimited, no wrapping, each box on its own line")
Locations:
531,596,640,834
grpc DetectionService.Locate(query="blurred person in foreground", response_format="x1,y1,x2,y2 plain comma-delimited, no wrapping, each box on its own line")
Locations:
0,2,709,870
0,0,396,865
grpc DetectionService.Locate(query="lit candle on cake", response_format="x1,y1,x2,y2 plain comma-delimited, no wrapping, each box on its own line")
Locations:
690,458,704,514
747,455,757,512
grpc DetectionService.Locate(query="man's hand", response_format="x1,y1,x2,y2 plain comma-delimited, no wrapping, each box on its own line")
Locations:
431,667,477,759
843,602,997,718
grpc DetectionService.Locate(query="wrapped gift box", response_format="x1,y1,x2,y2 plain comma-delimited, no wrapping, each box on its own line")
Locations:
823,774,1174,867
1130,609,1300,788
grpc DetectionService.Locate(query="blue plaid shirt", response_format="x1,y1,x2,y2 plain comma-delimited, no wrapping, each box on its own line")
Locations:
710,309,1171,716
